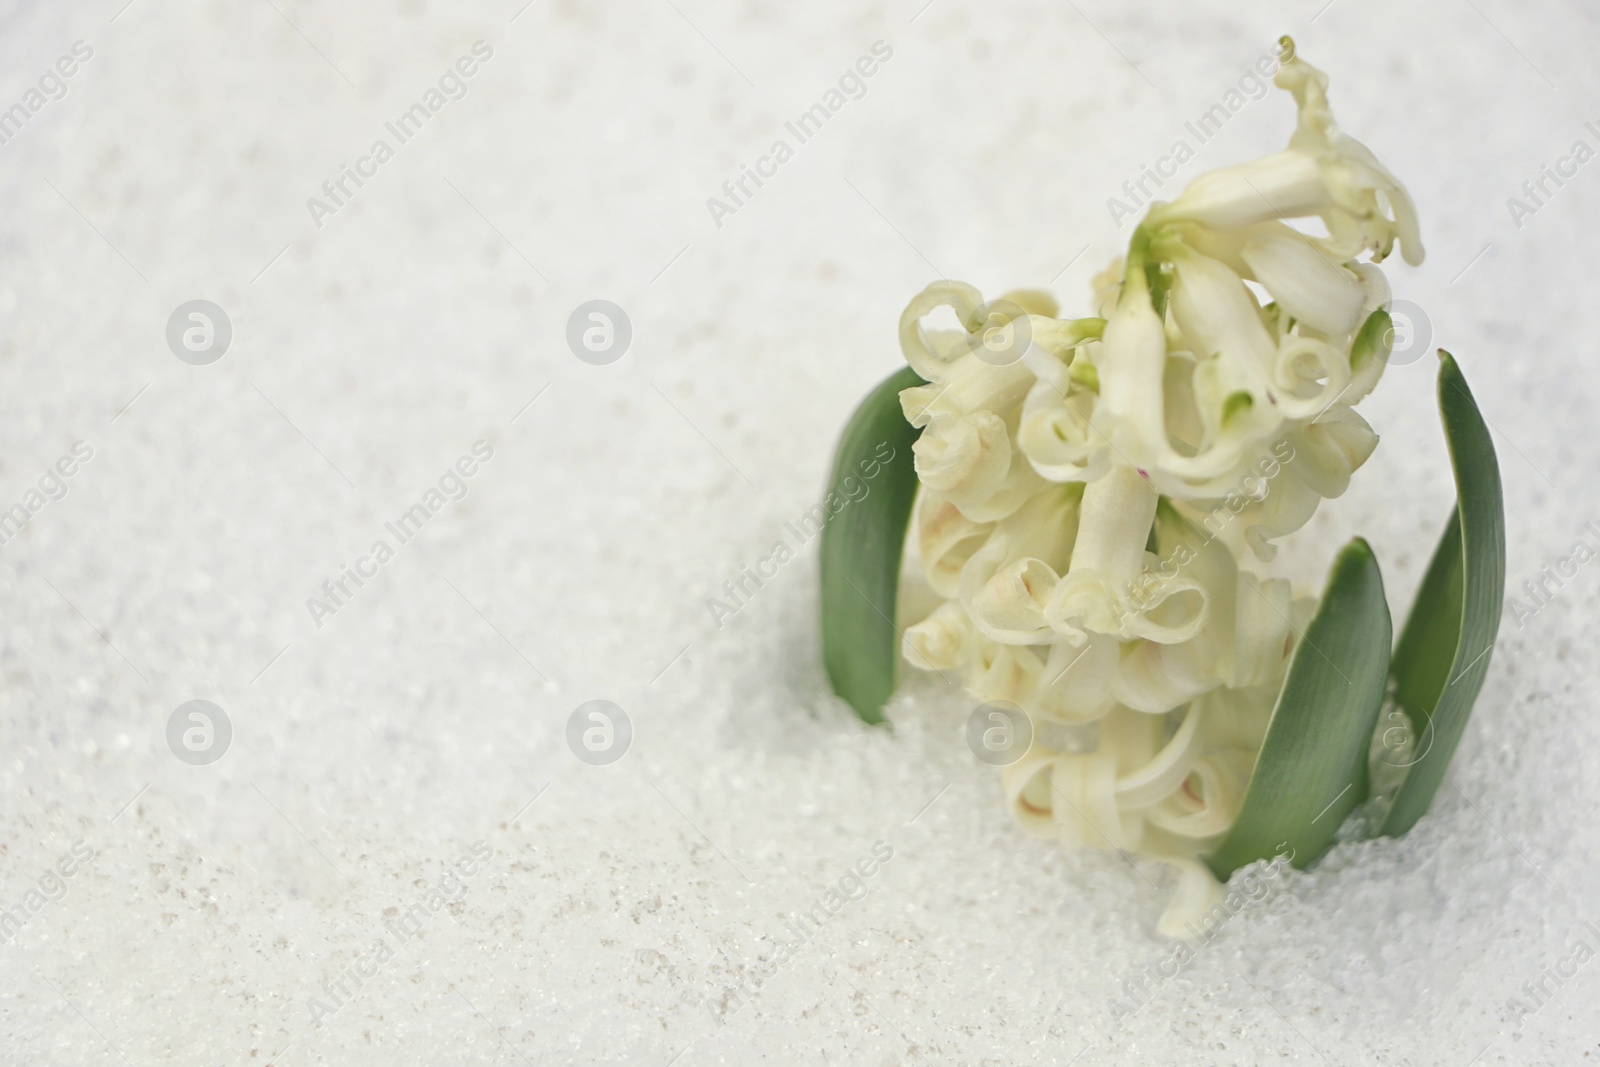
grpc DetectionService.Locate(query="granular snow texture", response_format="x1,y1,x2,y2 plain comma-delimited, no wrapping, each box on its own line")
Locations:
1,0,1598,1064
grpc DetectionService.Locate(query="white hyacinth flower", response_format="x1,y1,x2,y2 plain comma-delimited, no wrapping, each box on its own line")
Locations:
1147,38,1422,268
896,41,1420,935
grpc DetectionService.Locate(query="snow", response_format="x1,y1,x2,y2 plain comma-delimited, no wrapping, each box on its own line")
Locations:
2,0,1597,1063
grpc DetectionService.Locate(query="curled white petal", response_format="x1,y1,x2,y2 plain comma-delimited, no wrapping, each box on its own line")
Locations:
1018,338,1110,483
1241,230,1366,335
1147,748,1256,840
1115,701,1204,810
1231,574,1295,689
1151,53,1424,268
1120,573,1209,645
1115,638,1216,713
965,639,1043,706
969,558,1061,643
1019,386,1107,483
1269,334,1351,419
1291,407,1378,499
1029,634,1119,724
1101,705,1165,772
958,487,1080,644
1045,570,1123,645
1279,55,1423,265
911,412,1011,509
1002,745,1059,837
898,280,986,382
1156,859,1229,939
1240,466,1322,560
916,492,994,598
1052,750,1143,852
900,355,1034,429
902,601,975,673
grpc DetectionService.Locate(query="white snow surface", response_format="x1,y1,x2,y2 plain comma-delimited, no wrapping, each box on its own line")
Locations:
1,0,1598,1063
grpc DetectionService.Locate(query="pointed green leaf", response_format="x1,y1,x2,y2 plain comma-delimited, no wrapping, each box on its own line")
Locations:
1380,352,1506,835
819,366,925,724
1207,539,1392,880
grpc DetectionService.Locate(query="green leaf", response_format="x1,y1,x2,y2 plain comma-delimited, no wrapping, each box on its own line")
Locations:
819,366,926,724
1380,352,1506,835
1207,539,1392,880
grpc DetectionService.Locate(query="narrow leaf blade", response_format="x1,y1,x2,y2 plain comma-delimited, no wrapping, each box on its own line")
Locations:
819,367,925,724
1380,352,1506,835
1207,538,1392,879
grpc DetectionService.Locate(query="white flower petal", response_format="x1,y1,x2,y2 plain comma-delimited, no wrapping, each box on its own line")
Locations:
1156,858,1229,939
1052,750,1143,852
1291,408,1378,499
1241,231,1366,335
1120,574,1209,645
900,353,1033,428
1095,278,1170,466
1153,54,1425,268
1147,748,1255,840
1003,745,1060,837
967,558,1060,643
965,639,1043,706
911,412,1012,508
1115,701,1204,810
1269,335,1352,419
1231,574,1295,689
1155,149,1330,231
902,601,975,673
916,492,994,598
1170,246,1278,378
1018,377,1107,483
1065,464,1159,581
1116,638,1216,713
898,280,986,382
1237,463,1320,560
1029,634,1119,724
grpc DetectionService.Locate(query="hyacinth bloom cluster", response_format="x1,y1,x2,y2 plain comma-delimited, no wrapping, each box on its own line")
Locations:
897,47,1423,935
